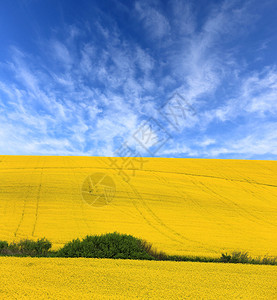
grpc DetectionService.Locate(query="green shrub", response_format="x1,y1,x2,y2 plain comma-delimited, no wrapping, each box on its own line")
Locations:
0,241,8,250
0,238,52,256
139,239,167,260
57,232,154,260
220,253,231,263
230,251,249,263
218,251,273,264
17,238,52,255
0,234,276,265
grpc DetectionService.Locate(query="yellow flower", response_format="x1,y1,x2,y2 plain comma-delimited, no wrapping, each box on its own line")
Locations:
0,257,276,299
0,155,276,258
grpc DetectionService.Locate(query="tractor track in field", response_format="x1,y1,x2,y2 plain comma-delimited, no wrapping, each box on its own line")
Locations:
11,157,37,238
228,176,277,221
193,178,277,229
67,157,92,234
154,173,232,230
226,174,277,227
125,188,187,246
108,187,139,220
97,158,187,246
63,157,85,237
153,173,231,246
2,166,277,189
14,182,33,238
31,164,44,237
141,169,277,189
99,157,218,252
230,166,277,202
125,178,218,253
31,182,42,237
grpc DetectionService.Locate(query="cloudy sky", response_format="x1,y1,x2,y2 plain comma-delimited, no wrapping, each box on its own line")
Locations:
0,0,276,159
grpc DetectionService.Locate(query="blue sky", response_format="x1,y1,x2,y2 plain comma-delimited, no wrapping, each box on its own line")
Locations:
0,0,276,159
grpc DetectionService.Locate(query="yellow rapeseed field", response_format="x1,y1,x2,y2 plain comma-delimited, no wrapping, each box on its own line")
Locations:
0,257,276,299
0,155,276,257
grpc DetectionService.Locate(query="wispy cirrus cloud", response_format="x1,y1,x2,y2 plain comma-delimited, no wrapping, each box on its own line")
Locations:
0,0,276,159
134,1,171,39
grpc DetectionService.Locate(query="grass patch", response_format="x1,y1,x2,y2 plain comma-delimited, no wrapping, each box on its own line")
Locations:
0,232,276,265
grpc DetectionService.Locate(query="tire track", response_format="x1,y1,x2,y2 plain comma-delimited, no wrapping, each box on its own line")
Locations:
31,156,46,237
3,165,277,188
14,182,33,238
225,178,277,228
230,167,277,202
67,157,91,234
1,157,28,219
31,173,43,237
108,169,185,245
125,179,218,253
139,169,277,189
125,189,185,246
66,159,137,231
109,187,139,220
11,157,36,238
195,179,277,229
98,156,218,252
63,156,88,236
154,173,231,230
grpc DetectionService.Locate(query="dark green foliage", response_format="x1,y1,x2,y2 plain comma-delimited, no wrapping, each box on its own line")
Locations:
220,252,232,263
220,251,252,264
139,239,167,260
0,234,276,265
17,238,52,255
218,251,277,265
228,251,249,263
57,232,154,260
0,238,52,256
0,241,8,250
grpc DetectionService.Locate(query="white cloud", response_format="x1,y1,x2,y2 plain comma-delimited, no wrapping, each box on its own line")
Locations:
51,40,73,67
201,67,277,125
159,140,198,157
0,0,275,160
135,1,170,39
207,122,277,157
198,138,216,147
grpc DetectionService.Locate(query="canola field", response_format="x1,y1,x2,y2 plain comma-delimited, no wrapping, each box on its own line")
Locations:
0,155,276,257
0,257,276,299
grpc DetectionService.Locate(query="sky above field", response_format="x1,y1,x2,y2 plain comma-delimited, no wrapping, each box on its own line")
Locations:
0,0,276,159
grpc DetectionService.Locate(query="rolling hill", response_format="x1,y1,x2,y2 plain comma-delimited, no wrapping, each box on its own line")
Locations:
0,155,276,257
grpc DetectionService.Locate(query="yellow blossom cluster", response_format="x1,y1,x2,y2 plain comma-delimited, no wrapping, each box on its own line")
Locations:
0,155,276,257
0,257,276,299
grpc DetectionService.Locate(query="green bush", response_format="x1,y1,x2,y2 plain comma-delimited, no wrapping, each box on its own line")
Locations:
0,234,276,265
57,232,154,260
0,238,52,256
17,238,52,255
0,241,8,250
229,251,249,263
220,253,232,263
219,251,267,264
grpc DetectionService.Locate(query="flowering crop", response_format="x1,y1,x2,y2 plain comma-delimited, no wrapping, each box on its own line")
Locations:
0,155,276,258
0,257,276,299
